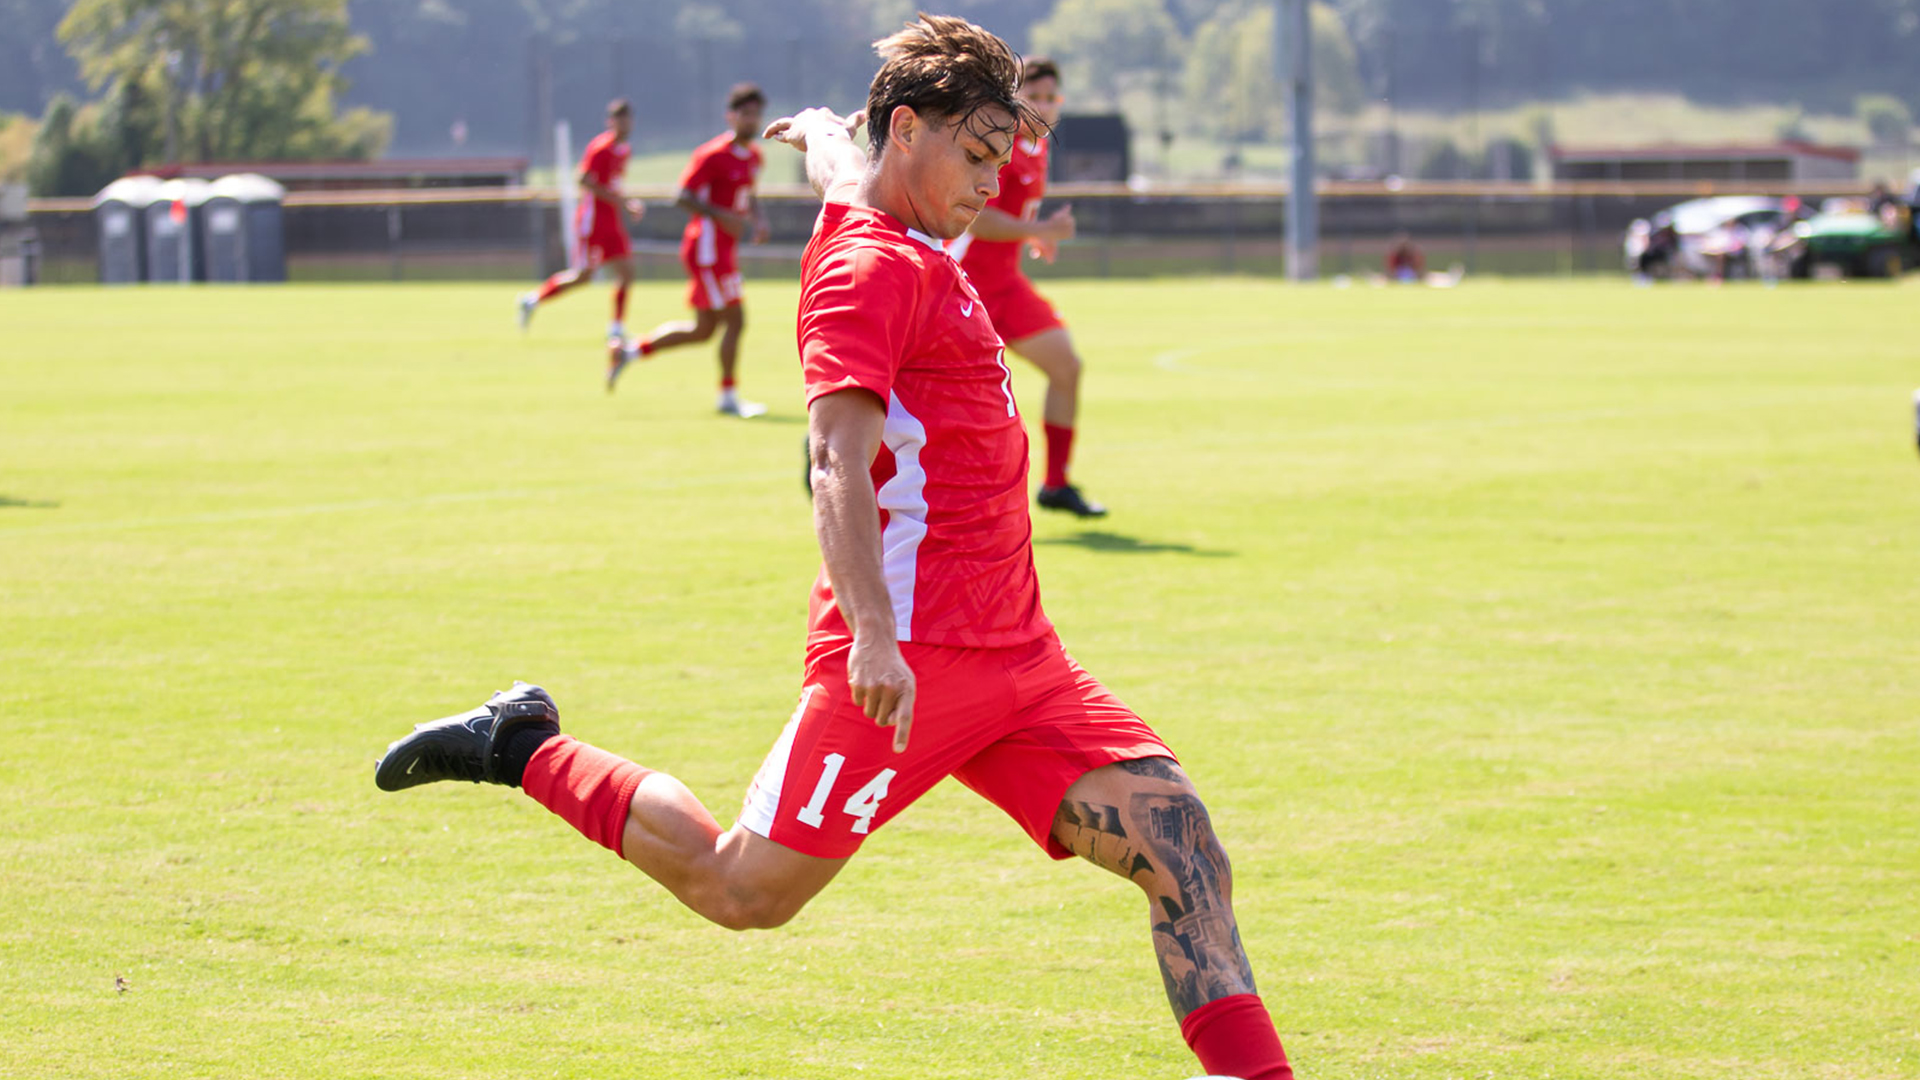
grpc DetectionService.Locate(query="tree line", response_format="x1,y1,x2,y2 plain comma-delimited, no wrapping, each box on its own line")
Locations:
6,0,1920,195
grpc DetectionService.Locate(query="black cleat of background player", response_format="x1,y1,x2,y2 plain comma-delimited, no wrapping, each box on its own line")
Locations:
1037,484,1108,518
374,682,559,791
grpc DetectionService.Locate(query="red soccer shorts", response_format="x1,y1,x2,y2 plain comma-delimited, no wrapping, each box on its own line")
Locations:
738,632,1173,859
976,272,1064,343
682,236,743,311
575,205,632,268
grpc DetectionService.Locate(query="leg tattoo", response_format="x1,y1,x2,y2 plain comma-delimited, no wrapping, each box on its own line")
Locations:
1055,771,1257,1021
1136,792,1255,1017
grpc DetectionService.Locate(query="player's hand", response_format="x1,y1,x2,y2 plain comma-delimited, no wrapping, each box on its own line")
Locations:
1027,205,1074,263
847,633,916,753
714,209,750,238
1043,204,1076,242
752,216,771,245
625,198,646,222
764,107,865,153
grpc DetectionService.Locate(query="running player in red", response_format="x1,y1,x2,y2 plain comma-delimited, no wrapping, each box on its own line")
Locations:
518,98,644,343
947,57,1104,518
608,84,770,416
373,17,1290,1080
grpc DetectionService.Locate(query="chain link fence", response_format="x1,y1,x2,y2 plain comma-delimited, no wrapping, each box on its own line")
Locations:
22,181,1864,286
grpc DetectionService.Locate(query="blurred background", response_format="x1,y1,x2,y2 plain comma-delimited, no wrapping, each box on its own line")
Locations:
3,0,1916,283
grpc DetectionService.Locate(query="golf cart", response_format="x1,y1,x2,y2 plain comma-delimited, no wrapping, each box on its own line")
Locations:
1783,169,1920,279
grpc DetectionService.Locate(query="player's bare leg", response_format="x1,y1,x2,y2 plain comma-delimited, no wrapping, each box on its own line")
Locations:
638,308,724,353
520,261,598,330
609,257,634,342
621,773,845,929
374,682,844,930
1007,327,1104,517
608,309,723,393
1052,757,1292,1079
713,305,764,417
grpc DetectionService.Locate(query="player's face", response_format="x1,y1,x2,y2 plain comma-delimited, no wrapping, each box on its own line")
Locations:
1019,76,1061,131
729,102,764,141
610,111,633,141
896,106,1014,240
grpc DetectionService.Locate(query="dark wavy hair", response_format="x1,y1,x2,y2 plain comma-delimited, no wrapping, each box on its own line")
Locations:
866,14,1043,154
727,82,766,112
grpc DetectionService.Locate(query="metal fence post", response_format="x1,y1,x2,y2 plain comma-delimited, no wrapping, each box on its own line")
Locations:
387,204,403,281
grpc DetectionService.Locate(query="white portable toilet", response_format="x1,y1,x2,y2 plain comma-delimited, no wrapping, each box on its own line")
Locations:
147,177,214,282
204,174,288,283
92,175,165,283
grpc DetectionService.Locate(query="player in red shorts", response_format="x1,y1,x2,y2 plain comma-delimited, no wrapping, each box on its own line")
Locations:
374,17,1290,1080
518,98,644,344
947,57,1105,518
608,84,770,416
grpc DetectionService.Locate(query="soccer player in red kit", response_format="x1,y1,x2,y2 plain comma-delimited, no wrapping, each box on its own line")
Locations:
946,57,1105,518
609,84,770,416
518,98,645,343
374,17,1291,1080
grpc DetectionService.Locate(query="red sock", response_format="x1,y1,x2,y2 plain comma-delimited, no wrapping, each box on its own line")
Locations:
1043,423,1075,488
613,284,629,323
721,376,736,390
520,736,651,857
637,337,654,357
1180,994,1293,1080
534,273,567,303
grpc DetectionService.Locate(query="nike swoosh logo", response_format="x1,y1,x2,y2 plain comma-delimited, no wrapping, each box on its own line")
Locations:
960,299,974,317
406,759,421,775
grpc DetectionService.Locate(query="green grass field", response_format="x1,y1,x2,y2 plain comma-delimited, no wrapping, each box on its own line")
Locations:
3,278,1917,1079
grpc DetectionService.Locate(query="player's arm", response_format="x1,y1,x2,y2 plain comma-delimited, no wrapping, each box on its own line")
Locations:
674,187,749,238
764,107,867,202
578,160,641,227
966,204,1072,242
967,203,1075,263
577,168,617,204
808,388,916,750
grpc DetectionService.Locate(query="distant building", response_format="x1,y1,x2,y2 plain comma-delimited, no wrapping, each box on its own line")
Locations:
1049,114,1131,183
144,157,528,192
1550,142,1860,184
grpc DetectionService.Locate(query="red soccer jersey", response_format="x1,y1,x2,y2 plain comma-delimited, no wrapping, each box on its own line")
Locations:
680,133,763,267
954,134,1050,285
577,129,630,231
798,202,1052,650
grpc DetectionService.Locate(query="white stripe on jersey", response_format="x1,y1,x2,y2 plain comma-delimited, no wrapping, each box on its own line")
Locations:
737,686,816,839
699,269,726,309
876,394,930,642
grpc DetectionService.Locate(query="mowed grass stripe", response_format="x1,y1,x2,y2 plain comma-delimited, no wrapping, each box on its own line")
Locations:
1,279,1915,1079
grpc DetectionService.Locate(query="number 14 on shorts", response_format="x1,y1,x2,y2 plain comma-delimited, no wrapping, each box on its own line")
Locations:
796,753,897,835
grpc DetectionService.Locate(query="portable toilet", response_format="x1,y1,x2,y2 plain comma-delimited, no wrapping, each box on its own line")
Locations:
204,174,287,283
92,175,164,283
147,177,213,282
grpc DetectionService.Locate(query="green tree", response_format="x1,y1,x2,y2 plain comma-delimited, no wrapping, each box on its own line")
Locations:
1858,93,1912,148
1031,0,1185,107
57,0,390,165
0,111,37,184
1184,1,1364,142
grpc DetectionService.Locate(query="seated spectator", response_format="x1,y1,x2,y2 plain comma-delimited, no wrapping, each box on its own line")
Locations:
1385,233,1426,283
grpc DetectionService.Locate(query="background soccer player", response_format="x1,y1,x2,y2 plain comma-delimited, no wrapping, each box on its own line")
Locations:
518,99,644,343
609,83,770,416
375,18,1289,1080
947,58,1105,518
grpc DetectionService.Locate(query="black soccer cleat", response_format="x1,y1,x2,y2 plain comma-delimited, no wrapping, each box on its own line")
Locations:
374,681,560,792
1036,484,1108,518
